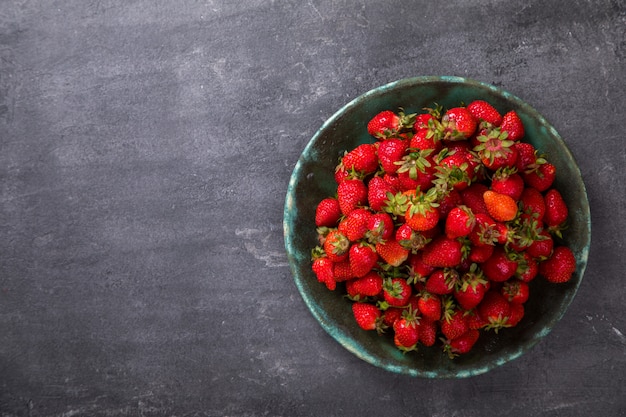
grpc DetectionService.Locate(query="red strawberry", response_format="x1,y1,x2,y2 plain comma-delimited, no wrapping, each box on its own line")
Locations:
526,229,554,260
467,99,503,126
339,208,372,242
437,189,463,218
367,110,401,138
367,176,397,213
454,265,489,310
396,223,432,253
315,197,342,227
376,238,410,267
483,190,518,222
445,205,476,239
481,245,518,282
466,309,488,330
312,249,336,290
322,229,350,262
441,305,469,340
519,187,546,222
491,168,524,201
337,178,368,215
515,251,539,283
349,242,378,278
523,162,556,192
346,271,384,300
543,188,568,230
434,149,476,192
378,138,409,174
396,149,437,191
405,189,440,232
501,280,530,304
445,329,480,358
478,290,512,332
406,252,437,283
425,268,459,295
352,302,384,332
382,307,403,328
341,143,379,175
513,142,541,172
474,128,518,171
332,259,353,282
468,242,494,263
500,110,525,141
422,236,463,268
469,212,499,247
417,291,442,321
539,245,576,283
507,302,525,327
417,317,438,347
460,182,490,215
383,277,413,307
410,128,442,152
365,212,395,244
414,113,435,131
441,107,478,140
393,313,420,352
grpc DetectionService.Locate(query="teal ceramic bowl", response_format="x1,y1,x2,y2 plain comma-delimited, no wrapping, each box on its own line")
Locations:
283,76,591,378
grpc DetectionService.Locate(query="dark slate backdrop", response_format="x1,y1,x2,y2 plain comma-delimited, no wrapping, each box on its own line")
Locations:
1,1,625,416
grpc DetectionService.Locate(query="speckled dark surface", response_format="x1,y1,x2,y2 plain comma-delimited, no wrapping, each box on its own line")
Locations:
1,1,625,416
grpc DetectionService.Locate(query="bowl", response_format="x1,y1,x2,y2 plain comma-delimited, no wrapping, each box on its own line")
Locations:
283,76,591,378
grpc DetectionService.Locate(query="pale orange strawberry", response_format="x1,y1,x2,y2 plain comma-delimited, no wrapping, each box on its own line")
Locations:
483,190,518,222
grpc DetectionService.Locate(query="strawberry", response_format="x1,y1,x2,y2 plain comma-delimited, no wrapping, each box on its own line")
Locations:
445,205,476,239
500,110,525,141
396,223,432,253
469,212,499,247
378,138,409,174
332,259,353,282
441,107,478,140
513,142,542,173
441,304,469,340
382,307,403,328
466,309,488,330
334,164,351,184
383,277,413,307
490,168,524,201
468,242,494,263
346,271,384,300
312,248,336,290
454,264,489,310
417,317,438,347
315,197,342,227
367,176,397,212
543,188,568,232
515,251,539,283
507,302,525,327
352,302,384,332
365,212,395,244
405,189,440,232
478,290,512,332
481,245,518,282
437,189,463,218
483,190,518,222
410,128,442,153
322,229,350,262
341,143,379,175
445,329,480,358
337,178,368,215
417,291,442,321
434,149,476,192
393,312,420,352
467,100,503,126
349,242,378,278
396,149,437,191
539,245,576,283
406,252,437,283
460,182,490,215
501,279,530,304
367,110,401,138
422,236,463,268
522,162,556,192
519,186,546,222
414,113,435,131
339,208,372,242
474,128,518,171
376,238,410,267
526,229,553,260
425,268,459,295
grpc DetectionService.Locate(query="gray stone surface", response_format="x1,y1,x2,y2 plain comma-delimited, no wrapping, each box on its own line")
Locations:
1,0,625,416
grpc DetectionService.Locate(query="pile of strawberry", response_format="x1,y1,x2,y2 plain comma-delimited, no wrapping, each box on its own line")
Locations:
311,100,577,358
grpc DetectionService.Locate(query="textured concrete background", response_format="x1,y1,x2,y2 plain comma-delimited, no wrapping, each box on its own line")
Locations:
1,0,625,416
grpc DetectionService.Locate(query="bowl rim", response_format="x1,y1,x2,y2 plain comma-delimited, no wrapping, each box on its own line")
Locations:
283,75,591,378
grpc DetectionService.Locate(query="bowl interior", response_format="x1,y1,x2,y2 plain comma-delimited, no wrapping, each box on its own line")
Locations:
283,76,591,378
